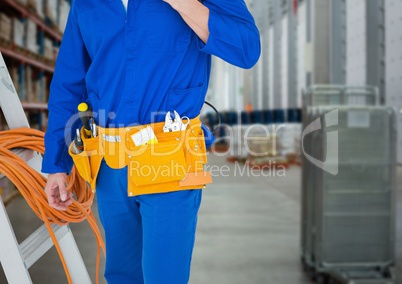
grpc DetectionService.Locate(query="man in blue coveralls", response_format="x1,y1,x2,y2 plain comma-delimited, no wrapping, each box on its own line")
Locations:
42,0,260,283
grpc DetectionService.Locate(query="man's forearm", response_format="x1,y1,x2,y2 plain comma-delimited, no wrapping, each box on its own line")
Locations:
164,0,210,44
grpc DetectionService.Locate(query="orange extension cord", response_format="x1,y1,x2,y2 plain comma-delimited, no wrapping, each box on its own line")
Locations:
0,127,105,284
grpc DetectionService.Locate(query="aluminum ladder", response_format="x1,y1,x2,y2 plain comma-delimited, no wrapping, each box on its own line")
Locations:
0,53,92,283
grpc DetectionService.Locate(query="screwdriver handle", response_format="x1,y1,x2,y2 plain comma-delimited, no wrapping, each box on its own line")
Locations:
78,103,92,138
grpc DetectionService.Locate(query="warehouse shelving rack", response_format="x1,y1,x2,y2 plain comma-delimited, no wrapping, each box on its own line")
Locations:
0,0,70,130
0,46,54,73
1,0,63,41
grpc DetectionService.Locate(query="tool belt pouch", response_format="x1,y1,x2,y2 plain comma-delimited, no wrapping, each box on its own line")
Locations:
69,117,212,196
68,128,103,192
126,123,211,196
99,117,212,196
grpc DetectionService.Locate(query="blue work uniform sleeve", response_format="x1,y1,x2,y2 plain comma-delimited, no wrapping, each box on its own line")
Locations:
42,5,91,174
197,0,261,69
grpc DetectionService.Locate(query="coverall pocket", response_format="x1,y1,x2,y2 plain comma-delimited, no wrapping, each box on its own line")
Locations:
146,0,191,53
166,84,205,117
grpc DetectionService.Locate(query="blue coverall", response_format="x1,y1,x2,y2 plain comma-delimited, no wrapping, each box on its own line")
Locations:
42,0,260,283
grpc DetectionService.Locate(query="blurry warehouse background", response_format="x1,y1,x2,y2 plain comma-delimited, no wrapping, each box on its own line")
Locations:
0,0,69,131
0,0,401,283
206,0,402,163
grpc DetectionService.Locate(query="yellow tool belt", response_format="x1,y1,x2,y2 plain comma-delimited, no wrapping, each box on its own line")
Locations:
68,116,212,196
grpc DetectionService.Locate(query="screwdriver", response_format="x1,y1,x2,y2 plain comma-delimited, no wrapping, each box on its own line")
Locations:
78,102,92,138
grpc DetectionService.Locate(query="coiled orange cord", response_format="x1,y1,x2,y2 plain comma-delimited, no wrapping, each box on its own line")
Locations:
0,127,105,284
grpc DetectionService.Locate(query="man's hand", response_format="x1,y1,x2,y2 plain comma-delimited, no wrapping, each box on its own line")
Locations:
163,0,210,44
44,173,73,211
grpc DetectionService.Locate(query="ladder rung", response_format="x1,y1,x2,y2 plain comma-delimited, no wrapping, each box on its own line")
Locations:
20,223,70,269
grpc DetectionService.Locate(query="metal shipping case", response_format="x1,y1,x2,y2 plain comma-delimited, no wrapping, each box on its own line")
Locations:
311,106,396,282
301,86,344,266
301,86,379,270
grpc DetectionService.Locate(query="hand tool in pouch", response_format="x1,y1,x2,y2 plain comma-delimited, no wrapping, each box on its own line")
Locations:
70,129,83,154
78,102,93,138
163,111,190,132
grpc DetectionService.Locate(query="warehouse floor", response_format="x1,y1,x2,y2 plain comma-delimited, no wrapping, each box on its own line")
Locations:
0,154,401,284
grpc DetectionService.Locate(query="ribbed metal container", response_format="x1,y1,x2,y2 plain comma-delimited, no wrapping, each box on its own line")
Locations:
301,85,378,267
312,107,396,269
301,85,346,265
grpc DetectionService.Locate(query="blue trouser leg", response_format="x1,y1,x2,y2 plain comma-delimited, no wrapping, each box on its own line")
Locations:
96,161,202,284
137,189,202,284
96,161,144,283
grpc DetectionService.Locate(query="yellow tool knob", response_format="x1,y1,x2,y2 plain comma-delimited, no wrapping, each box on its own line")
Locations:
78,102,89,112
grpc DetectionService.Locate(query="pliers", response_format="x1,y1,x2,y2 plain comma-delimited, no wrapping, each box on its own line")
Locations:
163,111,190,132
